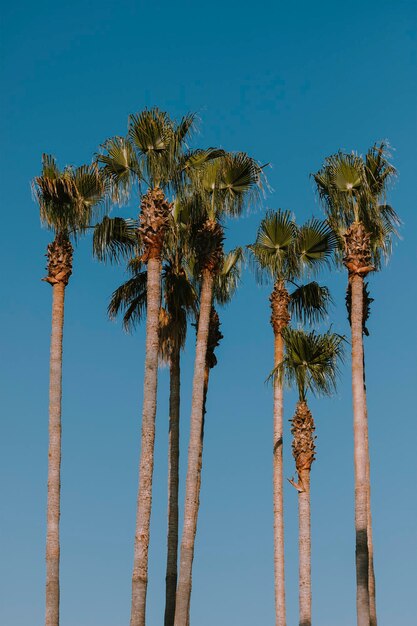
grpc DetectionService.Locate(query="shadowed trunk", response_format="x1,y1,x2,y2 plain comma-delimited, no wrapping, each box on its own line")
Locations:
44,234,72,626
164,346,181,626
350,272,370,626
174,270,214,626
130,255,162,626
270,281,290,626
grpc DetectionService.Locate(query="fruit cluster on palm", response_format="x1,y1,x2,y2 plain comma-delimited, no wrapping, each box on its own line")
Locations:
34,108,399,626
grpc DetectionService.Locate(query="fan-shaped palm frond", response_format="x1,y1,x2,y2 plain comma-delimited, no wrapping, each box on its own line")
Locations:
93,216,138,263
213,246,244,305
108,270,148,331
248,209,298,282
289,282,332,325
296,218,337,274
275,328,345,401
97,137,141,202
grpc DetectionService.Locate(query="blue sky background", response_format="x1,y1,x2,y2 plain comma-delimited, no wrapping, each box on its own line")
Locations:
1,1,416,624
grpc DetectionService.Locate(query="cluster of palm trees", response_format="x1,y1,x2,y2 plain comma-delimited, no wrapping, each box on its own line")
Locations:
33,107,399,626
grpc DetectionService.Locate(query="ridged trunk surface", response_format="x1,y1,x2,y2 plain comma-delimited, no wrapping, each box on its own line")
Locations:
174,270,214,626
291,401,315,626
350,273,370,626
130,256,162,626
270,281,290,626
298,470,311,626
45,281,65,626
164,347,181,626
44,235,72,626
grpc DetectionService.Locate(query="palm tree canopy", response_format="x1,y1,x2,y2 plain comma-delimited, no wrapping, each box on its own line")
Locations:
187,152,264,222
276,328,345,402
313,142,400,268
33,154,108,235
288,282,332,326
248,209,335,283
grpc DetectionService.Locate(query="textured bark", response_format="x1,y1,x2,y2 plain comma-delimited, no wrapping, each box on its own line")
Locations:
365,410,377,626
130,256,163,626
298,470,311,626
270,281,290,626
164,347,181,626
44,235,72,626
291,401,315,626
344,222,373,626
350,273,370,626
174,271,214,626
45,282,66,626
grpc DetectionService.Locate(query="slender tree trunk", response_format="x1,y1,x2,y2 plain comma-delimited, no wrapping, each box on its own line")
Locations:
298,469,311,626
350,273,370,626
45,281,66,626
270,281,289,626
130,256,162,626
164,347,181,626
365,415,377,626
174,270,214,626
273,330,286,626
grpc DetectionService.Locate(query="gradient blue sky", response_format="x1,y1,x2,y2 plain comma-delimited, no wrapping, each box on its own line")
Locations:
1,1,416,625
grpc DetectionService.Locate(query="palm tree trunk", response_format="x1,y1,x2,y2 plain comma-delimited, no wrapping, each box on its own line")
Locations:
131,256,162,626
45,281,66,626
174,270,214,626
298,469,311,626
365,418,377,626
164,346,181,626
350,273,370,626
273,330,287,626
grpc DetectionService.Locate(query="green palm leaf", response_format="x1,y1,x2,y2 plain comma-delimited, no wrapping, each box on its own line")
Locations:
289,282,332,325
93,216,138,263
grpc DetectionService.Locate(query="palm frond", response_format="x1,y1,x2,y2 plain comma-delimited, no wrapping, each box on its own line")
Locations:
296,218,337,274
97,136,141,202
274,328,345,401
93,216,138,263
214,246,244,305
247,209,298,282
289,282,332,325
108,271,148,331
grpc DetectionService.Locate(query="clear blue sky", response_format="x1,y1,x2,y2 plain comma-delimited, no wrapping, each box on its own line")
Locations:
1,1,416,625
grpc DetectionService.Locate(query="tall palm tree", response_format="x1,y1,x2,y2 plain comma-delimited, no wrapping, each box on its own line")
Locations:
33,155,113,626
107,201,197,626
248,210,335,626
174,155,263,626
313,143,399,626
97,108,200,626
277,329,344,626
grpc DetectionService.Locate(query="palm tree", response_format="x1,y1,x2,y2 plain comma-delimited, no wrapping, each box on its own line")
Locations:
107,201,197,626
277,328,344,626
174,155,263,626
97,108,201,626
248,210,335,626
313,143,399,626
33,155,112,626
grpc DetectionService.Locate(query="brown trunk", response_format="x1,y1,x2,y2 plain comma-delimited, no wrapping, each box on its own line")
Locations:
45,281,66,626
363,373,377,625
174,270,214,626
164,346,181,626
350,273,370,626
44,234,72,626
130,255,162,626
298,469,311,626
291,401,315,626
270,281,290,626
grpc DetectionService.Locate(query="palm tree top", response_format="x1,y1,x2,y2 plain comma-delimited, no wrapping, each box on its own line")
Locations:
33,154,108,236
248,209,336,283
313,142,400,268
277,328,345,402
